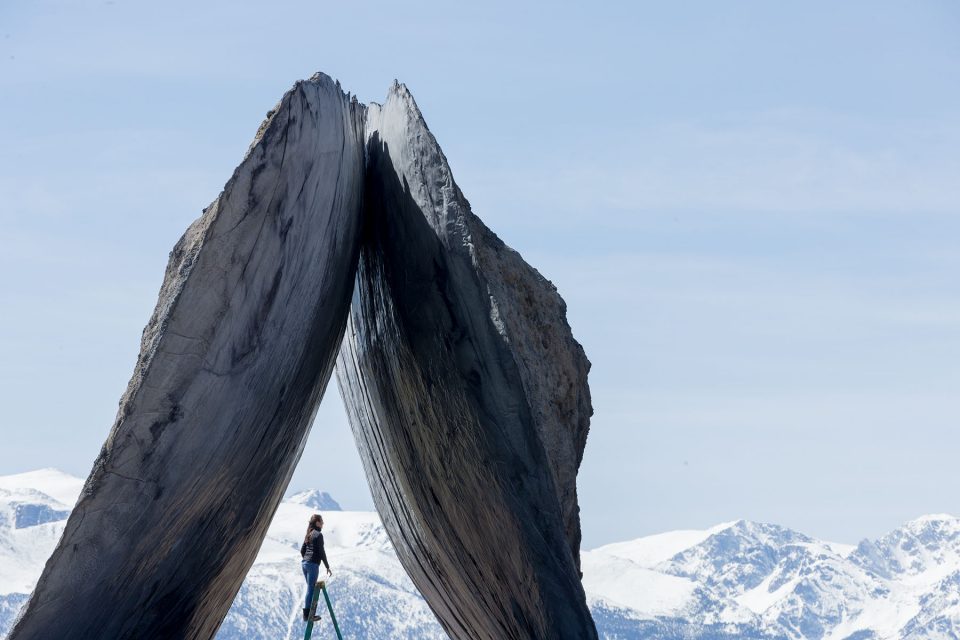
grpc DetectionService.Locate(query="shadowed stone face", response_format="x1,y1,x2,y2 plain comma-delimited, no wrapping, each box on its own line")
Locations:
334,86,596,640
9,74,365,640
10,74,595,640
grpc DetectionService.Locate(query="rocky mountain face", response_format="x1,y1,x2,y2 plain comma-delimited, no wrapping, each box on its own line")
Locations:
7,72,594,640
6,469,960,640
582,518,960,639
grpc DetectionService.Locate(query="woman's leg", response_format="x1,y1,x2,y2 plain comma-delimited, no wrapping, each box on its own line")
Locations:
302,561,319,610
301,561,311,610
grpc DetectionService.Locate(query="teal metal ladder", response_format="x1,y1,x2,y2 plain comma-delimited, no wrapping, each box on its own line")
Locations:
304,580,343,640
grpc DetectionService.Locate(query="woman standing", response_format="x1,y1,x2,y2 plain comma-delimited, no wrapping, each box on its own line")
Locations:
300,513,332,622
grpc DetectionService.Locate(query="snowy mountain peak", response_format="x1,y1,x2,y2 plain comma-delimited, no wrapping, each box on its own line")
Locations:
0,468,83,508
6,469,960,639
900,513,960,535
0,470,82,535
907,513,959,524
285,489,341,511
583,515,960,640
849,513,960,586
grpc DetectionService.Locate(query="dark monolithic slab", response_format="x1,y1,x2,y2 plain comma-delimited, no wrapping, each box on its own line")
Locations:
9,74,365,640
10,72,595,640
335,83,596,639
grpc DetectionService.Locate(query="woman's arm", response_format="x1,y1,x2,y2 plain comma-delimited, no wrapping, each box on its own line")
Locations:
318,533,332,575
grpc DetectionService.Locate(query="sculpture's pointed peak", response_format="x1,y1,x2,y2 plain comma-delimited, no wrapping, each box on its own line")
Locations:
383,80,426,128
307,70,337,86
387,79,412,100
245,71,347,160
363,79,429,145
300,72,354,101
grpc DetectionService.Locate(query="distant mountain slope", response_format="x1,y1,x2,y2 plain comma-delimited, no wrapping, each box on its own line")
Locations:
286,489,342,511
4,469,960,639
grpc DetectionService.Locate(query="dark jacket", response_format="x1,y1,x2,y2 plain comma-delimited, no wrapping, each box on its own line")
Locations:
300,529,328,566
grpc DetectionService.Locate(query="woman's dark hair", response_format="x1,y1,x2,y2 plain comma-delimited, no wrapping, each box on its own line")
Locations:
303,514,323,546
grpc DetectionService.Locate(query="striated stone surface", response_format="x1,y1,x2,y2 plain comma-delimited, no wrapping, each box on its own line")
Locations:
10,73,595,640
335,83,596,639
9,74,365,640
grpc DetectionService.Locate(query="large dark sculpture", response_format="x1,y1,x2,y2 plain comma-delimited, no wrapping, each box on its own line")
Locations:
336,84,595,639
10,73,594,640
8,75,366,639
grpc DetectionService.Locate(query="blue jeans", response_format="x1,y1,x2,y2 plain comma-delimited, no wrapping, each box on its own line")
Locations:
302,561,320,610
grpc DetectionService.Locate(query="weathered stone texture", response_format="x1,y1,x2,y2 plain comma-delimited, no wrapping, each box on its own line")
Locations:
334,84,596,639
9,73,365,640
11,74,595,640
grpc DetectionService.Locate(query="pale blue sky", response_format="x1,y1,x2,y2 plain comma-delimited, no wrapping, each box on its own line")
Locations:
1,1,958,548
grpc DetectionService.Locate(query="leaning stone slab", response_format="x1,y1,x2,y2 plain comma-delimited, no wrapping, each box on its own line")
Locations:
335,83,596,639
9,73,365,640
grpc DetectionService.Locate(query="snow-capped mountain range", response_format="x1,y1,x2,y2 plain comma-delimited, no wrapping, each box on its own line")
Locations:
3,469,960,639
